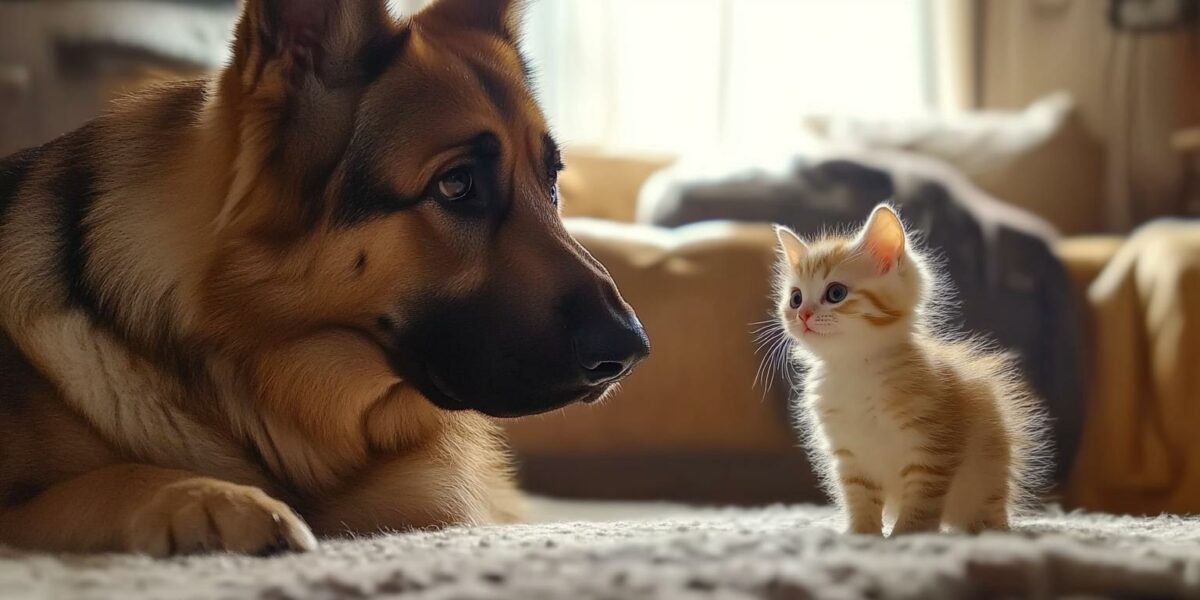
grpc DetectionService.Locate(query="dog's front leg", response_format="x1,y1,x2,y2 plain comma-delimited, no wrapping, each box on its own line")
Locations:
0,464,316,556
308,442,527,536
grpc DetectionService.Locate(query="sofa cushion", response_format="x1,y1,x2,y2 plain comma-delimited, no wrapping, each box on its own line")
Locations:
558,149,675,222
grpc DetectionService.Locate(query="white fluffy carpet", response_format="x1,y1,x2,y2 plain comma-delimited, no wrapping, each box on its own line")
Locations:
3,501,1200,599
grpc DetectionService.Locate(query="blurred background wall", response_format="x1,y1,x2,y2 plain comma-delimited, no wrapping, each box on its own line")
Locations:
3,0,1197,231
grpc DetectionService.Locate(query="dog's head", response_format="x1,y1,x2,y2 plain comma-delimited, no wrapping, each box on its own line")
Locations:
204,0,648,418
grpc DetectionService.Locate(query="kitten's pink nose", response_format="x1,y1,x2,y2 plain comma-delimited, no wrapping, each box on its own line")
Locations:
799,309,814,323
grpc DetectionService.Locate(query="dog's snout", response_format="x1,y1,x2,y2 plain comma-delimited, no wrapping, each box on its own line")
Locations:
572,315,650,386
561,277,649,388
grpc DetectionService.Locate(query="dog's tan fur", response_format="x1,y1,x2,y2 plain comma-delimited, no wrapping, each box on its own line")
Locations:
0,0,636,556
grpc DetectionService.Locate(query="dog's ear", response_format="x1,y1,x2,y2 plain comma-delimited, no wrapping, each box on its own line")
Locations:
217,0,406,232
416,0,525,41
232,0,401,88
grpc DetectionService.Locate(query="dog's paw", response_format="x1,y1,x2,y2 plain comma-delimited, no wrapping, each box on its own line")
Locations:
126,480,318,557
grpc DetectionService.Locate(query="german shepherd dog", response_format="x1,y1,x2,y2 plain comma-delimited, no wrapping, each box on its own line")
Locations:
0,0,648,556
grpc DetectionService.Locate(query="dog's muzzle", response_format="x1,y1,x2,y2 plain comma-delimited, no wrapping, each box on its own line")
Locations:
383,279,649,418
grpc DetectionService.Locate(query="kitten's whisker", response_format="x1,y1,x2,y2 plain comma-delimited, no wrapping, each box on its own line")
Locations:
751,320,782,340
753,327,788,392
753,329,783,345
760,339,782,387
754,330,791,394
751,323,784,352
754,339,779,390
766,335,793,394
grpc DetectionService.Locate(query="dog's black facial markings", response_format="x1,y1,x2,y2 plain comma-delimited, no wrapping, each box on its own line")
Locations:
335,133,507,227
0,145,43,228
376,315,396,332
353,251,367,276
385,287,596,418
333,153,423,226
471,132,502,158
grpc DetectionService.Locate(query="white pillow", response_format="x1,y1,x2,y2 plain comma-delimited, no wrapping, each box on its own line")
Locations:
803,93,1106,234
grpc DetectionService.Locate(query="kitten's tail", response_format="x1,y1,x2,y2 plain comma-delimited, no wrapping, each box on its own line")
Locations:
991,350,1055,514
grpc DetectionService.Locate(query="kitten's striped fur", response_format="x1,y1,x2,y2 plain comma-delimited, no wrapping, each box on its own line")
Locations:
773,205,1049,535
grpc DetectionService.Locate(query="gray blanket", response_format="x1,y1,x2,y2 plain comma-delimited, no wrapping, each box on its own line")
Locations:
639,149,1084,482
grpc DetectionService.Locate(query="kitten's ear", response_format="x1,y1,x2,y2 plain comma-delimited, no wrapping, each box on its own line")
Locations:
775,225,809,267
856,205,907,274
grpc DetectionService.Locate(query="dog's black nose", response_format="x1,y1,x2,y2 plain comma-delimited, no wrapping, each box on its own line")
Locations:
573,317,650,386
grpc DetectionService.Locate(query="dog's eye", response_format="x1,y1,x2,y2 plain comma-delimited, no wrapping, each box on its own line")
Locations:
435,168,474,202
548,163,564,207
824,283,849,304
789,289,803,309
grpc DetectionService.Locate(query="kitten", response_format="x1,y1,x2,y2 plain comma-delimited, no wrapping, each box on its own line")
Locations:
772,204,1049,535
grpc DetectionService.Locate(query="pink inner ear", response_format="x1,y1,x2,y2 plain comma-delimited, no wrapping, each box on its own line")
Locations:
866,238,902,273
861,213,906,274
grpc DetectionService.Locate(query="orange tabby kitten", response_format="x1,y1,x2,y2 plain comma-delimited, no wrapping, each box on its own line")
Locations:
773,204,1048,535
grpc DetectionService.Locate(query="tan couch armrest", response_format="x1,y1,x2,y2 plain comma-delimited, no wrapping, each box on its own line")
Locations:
558,149,674,222
1056,235,1125,292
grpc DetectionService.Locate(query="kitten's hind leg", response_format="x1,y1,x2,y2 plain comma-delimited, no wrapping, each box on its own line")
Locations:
963,493,1010,534
835,459,884,535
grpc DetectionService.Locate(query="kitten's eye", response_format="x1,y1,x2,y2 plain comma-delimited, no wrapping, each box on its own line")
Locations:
435,167,474,202
789,289,803,309
824,283,849,304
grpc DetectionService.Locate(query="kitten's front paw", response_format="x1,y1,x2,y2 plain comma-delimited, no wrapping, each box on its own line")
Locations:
889,521,941,536
125,480,317,557
844,524,884,536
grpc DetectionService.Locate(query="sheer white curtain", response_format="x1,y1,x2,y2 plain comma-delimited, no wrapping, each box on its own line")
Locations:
521,0,938,154
393,0,941,154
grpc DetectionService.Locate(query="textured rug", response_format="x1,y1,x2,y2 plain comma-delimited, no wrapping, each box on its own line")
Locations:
3,501,1200,599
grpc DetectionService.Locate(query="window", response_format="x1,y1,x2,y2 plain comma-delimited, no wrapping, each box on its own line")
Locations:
521,0,937,154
